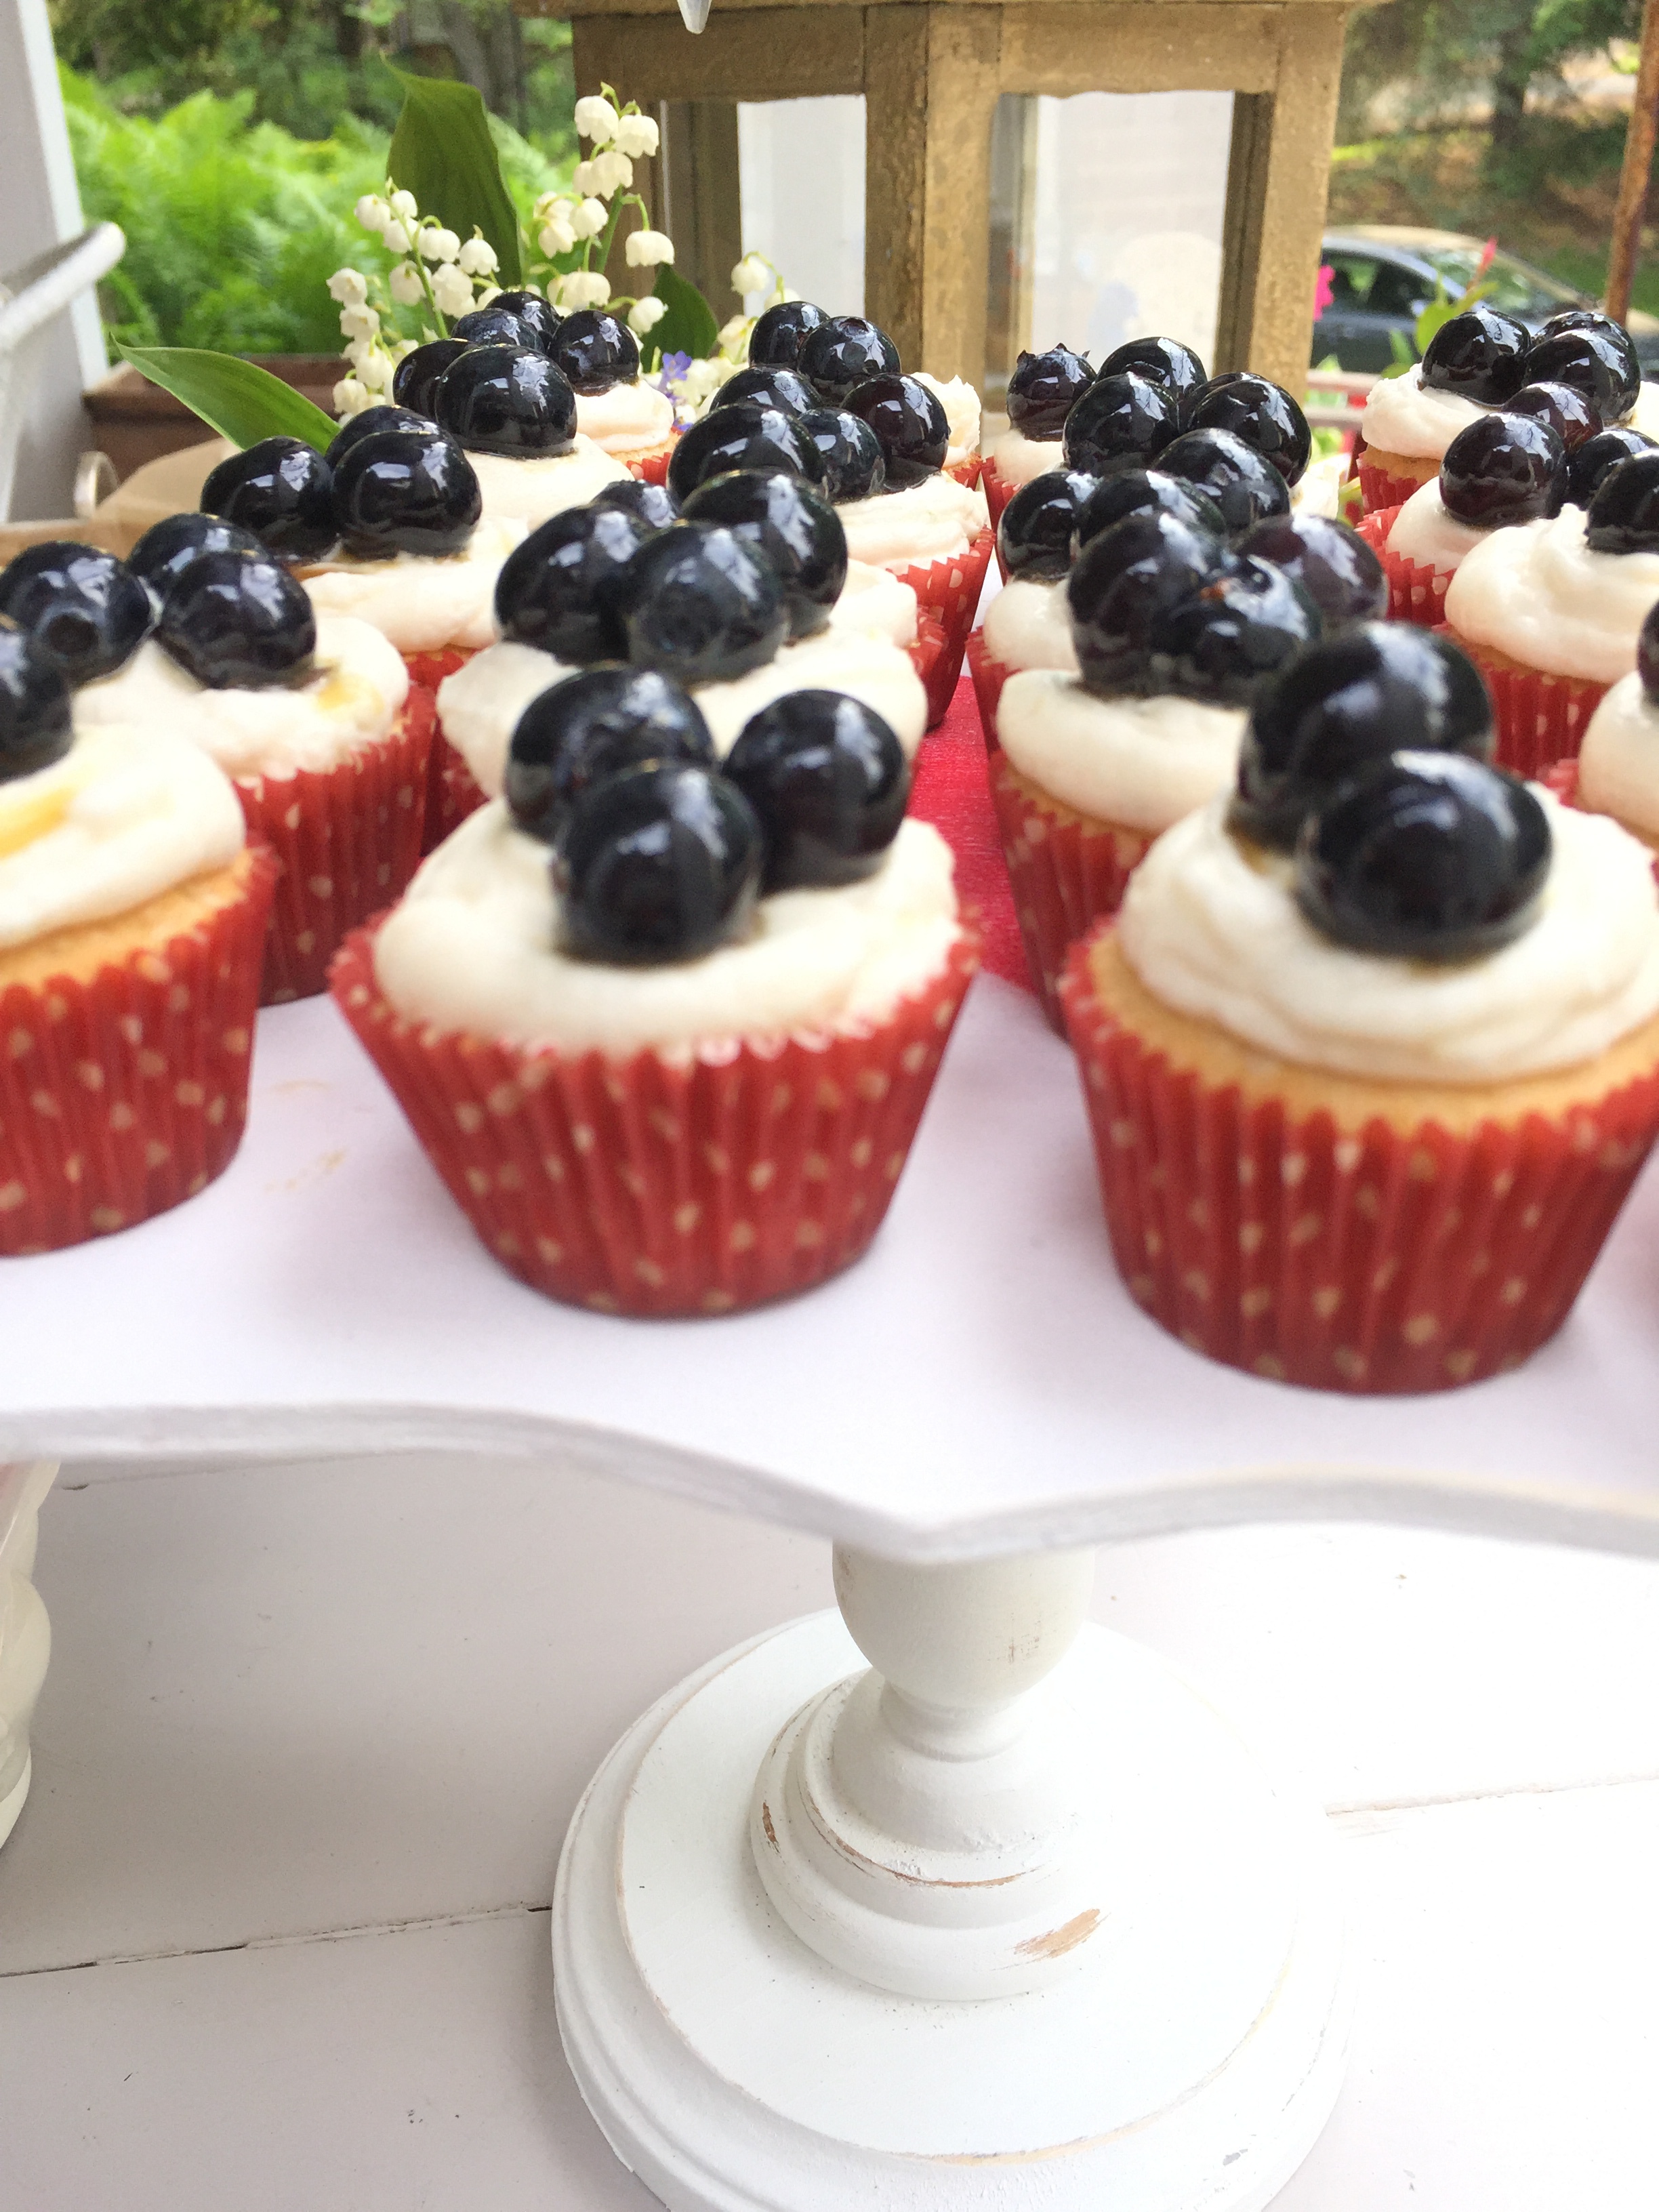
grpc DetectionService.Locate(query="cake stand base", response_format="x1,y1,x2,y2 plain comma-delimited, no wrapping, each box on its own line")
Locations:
554,1605,1349,2212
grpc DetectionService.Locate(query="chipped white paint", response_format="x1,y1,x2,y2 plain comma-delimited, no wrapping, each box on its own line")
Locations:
0,1461,56,1849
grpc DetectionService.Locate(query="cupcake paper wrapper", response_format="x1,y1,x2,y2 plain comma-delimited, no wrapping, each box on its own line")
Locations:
330,924,981,1318
946,457,984,492
980,456,1021,544
898,527,996,729
405,647,476,853
239,705,432,1006
1355,438,1438,516
0,850,276,1256
1060,928,1659,1393
1448,634,1608,779
624,443,676,486
966,630,1009,752
430,741,489,846
991,759,1153,1033
1368,506,1452,628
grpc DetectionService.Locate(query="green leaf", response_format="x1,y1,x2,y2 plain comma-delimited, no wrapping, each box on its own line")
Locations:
386,68,523,287
119,344,338,453
640,263,719,371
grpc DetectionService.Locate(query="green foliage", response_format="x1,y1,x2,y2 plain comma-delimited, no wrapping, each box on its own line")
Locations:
119,346,338,450
388,68,523,283
634,263,718,371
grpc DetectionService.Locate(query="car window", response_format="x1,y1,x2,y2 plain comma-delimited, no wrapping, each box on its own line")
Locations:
1420,246,1582,321
1367,263,1429,319
1324,254,1380,310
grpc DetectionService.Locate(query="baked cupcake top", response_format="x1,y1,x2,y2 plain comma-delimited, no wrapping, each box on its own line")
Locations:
1577,601,1659,836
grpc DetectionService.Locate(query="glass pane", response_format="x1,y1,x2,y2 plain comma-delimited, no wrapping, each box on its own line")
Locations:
737,96,866,316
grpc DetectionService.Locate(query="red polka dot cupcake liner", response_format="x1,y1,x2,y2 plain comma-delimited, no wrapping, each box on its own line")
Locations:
945,457,984,492
907,609,948,712
405,647,478,852
237,705,431,1006
623,441,678,485
0,848,276,1256
1060,927,1659,1393
1443,631,1609,779
898,527,996,729
980,456,1022,539
1365,506,1452,627
991,756,1153,1033
1354,438,1438,516
330,922,981,1317
966,630,1009,752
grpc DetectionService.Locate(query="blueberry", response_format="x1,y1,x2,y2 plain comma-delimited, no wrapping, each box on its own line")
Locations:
155,548,316,691
1061,371,1181,478
504,664,713,842
1067,509,1231,697
392,339,470,416
330,428,482,559
1584,449,1659,554
795,409,886,503
1006,346,1094,439
449,308,535,351
1234,513,1387,628
840,374,948,489
998,468,1102,582
1504,380,1601,452
1182,373,1311,487
796,317,901,406
1565,425,1657,508
550,309,640,395
0,543,153,686
680,470,846,640
1072,468,1226,558
712,367,821,417
1296,751,1549,962
434,344,577,457
201,436,336,560
559,760,762,965
493,506,648,664
1099,335,1207,415
126,514,263,595
1525,323,1640,423
592,477,681,533
1537,308,1613,342
326,406,438,467
1420,306,1531,404
1155,426,1292,533
0,617,73,783
724,691,908,891
1640,600,1659,704
615,523,789,684
1230,624,1494,852
456,290,561,352
749,300,830,371
1439,413,1567,529
665,401,825,504
1147,558,1321,707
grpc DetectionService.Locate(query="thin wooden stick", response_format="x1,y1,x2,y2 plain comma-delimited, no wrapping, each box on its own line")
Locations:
1607,0,1659,323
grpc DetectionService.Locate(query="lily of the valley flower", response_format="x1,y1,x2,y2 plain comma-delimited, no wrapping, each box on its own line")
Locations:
626,230,675,268
327,267,369,306
339,303,380,342
586,149,634,197
569,198,610,242
430,262,475,318
731,254,771,298
333,374,369,414
613,112,659,160
574,95,621,144
382,220,411,257
457,236,499,276
389,260,425,306
539,213,577,257
417,226,462,264
628,295,668,335
556,270,612,310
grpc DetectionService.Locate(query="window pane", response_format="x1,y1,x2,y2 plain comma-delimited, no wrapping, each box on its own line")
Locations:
737,97,865,316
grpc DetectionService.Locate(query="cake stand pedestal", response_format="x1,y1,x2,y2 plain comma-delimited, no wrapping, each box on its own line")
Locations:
0,1461,56,1851
554,1542,1349,2212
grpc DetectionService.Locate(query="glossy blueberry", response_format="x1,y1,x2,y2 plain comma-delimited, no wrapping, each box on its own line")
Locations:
1420,306,1531,405
749,300,830,371
1147,558,1321,707
434,344,577,457
1071,468,1226,559
1439,413,1567,529
997,469,1102,582
155,548,316,691
1565,425,1658,508
724,691,907,891
493,506,649,663
1230,623,1494,852
1584,449,1659,554
840,374,948,489
796,317,901,407
392,340,469,417
1537,308,1613,343
1155,426,1291,533
1234,512,1387,628
549,310,640,395
504,664,713,842
456,290,561,352
330,428,482,558
711,367,821,418
665,402,825,504
449,308,535,351
1296,751,1549,961
1504,380,1601,452
1524,323,1640,423
615,523,789,685
201,436,336,558
794,409,886,504
0,617,73,783
592,476,681,533
326,407,438,468
559,760,762,966
680,470,846,640
1067,509,1231,697
1639,599,1659,704
1099,336,1206,414
1061,371,1180,479
126,513,262,596
1005,346,1094,439
0,543,153,685
1182,373,1311,487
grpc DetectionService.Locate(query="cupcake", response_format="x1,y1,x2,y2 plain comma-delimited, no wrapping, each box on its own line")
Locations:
1443,446,1659,777
1062,628,1659,1392
1355,304,1659,514
332,675,977,1317
982,344,1098,530
0,619,274,1254
1553,600,1659,856
407,335,630,529
66,524,423,1003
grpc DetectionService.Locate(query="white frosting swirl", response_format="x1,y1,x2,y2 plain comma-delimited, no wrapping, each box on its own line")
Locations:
1578,670,1659,836
466,435,630,529
574,380,676,456
985,428,1064,489
1443,506,1659,684
1364,361,1659,462
913,373,982,468
998,669,1243,832
830,560,919,646
373,807,961,1056
836,474,989,571
1386,476,1493,574
1120,791,1659,1084
73,617,410,779
0,722,245,949
302,516,526,653
982,577,1078,676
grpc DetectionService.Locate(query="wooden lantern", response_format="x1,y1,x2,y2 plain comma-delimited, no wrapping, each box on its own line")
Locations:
522,0,1359,394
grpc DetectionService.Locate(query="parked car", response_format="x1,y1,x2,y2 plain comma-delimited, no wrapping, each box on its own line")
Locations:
1313,224,1659,378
